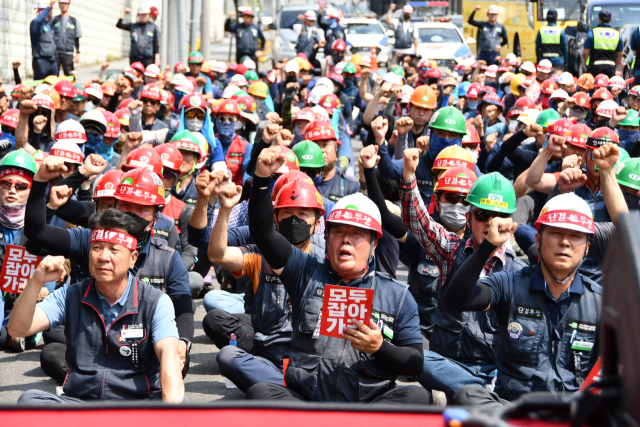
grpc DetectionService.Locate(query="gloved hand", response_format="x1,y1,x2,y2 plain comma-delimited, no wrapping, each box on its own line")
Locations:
339,156,350,172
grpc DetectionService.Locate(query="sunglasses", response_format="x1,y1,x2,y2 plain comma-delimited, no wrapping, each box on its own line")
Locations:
472,209,510,222
444,192,470,206
218,116,238,123
142,98,160,105
185,110,206,120
163,169,179,181
0,179,31,191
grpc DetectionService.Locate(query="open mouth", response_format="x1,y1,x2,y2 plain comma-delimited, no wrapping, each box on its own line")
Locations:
338,248,354,261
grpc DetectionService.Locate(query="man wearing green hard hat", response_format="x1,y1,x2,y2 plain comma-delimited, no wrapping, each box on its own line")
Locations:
292,140,335,215
615,108,640,152
186,51,213,100
402,145,526,398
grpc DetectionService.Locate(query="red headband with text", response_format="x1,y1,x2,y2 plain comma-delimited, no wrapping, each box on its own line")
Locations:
90,228,138,251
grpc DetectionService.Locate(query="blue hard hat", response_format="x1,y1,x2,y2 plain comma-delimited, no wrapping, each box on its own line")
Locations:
458,81,471,97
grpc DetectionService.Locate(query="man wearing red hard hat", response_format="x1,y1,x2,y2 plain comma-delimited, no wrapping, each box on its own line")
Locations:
386,4,419,56
468,4,508,65
51,0,82,77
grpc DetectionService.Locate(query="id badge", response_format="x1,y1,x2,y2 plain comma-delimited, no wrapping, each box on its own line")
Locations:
121,328,144,340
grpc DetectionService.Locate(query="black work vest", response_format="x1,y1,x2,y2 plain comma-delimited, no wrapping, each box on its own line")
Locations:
51,15,78,54
130,22,155,60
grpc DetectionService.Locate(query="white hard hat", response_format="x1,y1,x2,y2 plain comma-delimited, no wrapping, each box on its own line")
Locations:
535,193,594,235
230,74,248,87
84,83,103,100
549,88,569,103
243,58,257,70
402,5,414,13
222,84,241,99
520,61,536,74
54,119,87,145
315,77,335,93
333,62,346,75
487,4,499,14
304,10,317,20
285,60,300,74
537,59,553,73
308,85,331,105
144,64,160,78
400,85,414,103
80,109,108,133
517,108,540,125
50,140,84,165
608,75,626,89
485,65,498,78
170,73,188,85
557,72,574,85
138,5,151,14
35,0,48,9
383,72,403,88
595,99,618,118
311,105,330,119
326,193,383,240
34,84,50,94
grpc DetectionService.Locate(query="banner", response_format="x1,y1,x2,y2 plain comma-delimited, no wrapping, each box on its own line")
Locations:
0,245,42,294
320,285,374,338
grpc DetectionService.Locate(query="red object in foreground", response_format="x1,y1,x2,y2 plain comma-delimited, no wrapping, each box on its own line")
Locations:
0,245,42,294
320,285,374,338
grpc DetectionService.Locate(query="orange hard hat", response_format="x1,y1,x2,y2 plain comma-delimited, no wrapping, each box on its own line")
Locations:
409,85,437,109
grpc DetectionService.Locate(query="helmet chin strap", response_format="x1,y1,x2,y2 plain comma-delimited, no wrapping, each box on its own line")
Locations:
538,227,589,286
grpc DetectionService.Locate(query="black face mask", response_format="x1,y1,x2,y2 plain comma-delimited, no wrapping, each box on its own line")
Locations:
622,191,640,211
123,211,152,232
286,74,297,84
403,13,411,20
278,215,312,245
596,118,608,128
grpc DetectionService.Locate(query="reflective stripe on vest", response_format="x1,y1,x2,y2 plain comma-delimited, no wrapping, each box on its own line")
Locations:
540,27,561,44
593,27,619,50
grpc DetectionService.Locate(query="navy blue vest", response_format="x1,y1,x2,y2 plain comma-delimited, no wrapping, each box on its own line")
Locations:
129,22,155,59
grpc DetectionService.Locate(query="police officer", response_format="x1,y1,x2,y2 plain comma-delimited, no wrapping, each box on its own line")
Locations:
225,9,266,65
628,22,640,86
51,0,82,76
294,11,325,61
116,5,160,68
535,9,567,71
31,0,58,80
583,9,623,79
318,7,346,60
243,145,429,404
468,4,508,65
386,4,419,56
10,210,185,403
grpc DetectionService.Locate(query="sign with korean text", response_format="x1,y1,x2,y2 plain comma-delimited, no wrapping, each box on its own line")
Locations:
320,285,374,338
0,245,42,294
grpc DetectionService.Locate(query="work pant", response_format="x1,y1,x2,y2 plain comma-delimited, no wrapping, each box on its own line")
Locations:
514,224,537,254
202,309,253,352
18,390,83,404
478,51,501,65
236,52,257,66
416,350,496,398
0,326,7,349
40,342,69,383
188,271,205,299
57,53,74,76
587,64,616,79
452,384,511,409
245,383,431,404
131,57,155,68
203,290,245,314
217,346,282,393
33,58,58,80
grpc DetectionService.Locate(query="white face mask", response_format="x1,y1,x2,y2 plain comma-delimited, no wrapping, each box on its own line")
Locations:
467,99,479,110
503,86,512,95
439,202,468,230
522,136,536,145
186,117,204,132
508,120,518,133
465,147,479,164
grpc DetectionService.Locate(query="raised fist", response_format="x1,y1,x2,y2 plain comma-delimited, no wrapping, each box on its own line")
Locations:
395,116,414,135
255,146,285,178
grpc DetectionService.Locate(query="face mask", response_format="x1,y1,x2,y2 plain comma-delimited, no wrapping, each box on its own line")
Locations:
123,211,151,232
278,215,312,244
286,74,297,83
622,191,640,211
618,129,640,145
508,120,518,133
85,132,104,152
439,202,468,230
403,13,411,20
97,137,114,162
503,86,512,95
465,147,479,164
596,118,608,128
311,173,323,186
467,98,479,110
186,117,204,132
429,133,463,159
344,76,357,87
569,108,587,121
218,120,236,141
0,203,26,230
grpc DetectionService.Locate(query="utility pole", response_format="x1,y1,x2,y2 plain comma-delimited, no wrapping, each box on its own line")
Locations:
161,0,169,68
190,0,200,53
177,0,188,63
201,0,211,60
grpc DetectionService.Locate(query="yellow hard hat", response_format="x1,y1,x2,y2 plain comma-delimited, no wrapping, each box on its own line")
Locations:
432,145,474,172
349,53,363,66
248,81,269,99
43,75,59,86
510,73,527,97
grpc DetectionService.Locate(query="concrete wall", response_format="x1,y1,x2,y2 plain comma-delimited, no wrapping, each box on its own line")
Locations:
0,0,142,81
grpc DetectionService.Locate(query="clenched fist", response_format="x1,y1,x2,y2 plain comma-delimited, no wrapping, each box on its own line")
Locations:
396,116,414,135
255,146,285,178
403,148,421,181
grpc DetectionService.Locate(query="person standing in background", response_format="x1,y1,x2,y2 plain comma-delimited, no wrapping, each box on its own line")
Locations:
468,4,508,65
535,9,567,71
116,5,160,67
31,0,59,80
51,0,82,76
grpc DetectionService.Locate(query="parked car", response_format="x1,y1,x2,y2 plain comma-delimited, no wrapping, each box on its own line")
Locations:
343,18,392,69
414,21,476,69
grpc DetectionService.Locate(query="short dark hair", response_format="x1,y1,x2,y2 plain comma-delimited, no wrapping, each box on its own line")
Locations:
88,208,146,241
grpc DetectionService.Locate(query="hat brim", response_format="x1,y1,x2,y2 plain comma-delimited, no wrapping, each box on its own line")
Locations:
239,111,260,124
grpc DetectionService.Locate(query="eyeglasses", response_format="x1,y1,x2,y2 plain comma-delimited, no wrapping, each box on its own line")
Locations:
471,209,510,222
218,116,238,123
185,110,206,120
0,180,31,191
142,98,160,105
443,192,470,206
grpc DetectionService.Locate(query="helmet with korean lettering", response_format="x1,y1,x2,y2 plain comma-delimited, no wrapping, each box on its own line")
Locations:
271,170,315,202
293,108,317,124
614,157,640,191
326,193,383,240
618,108,640,127
0,148,37,176
0,109,19,129
630,85,640,97
304,119,337,142
171,130,204,161
101,81,117,97
140,84,163,101
587,127,619,149
428,106,467,135
153,143,184,173
435,165,477,194
102,111,121,139
122,146,164,178
275,146,300,175
547,117,574,137
54,119,87,144
608,75,626,90
432,145,475,172
274,179,325,216
115,167,165,207
188,51,204,64
594,73,609,88
592,87,613,102
534,193,594,234
318,93,341,115
32,93,55,111
292,140,325,169
595,99,618,119
80,109,108,136
49,140,84,165
465,82,482,99
53,79,76,99
230,74,249,87
180,92,207,113
93,169,124,200
577,73,595,91
426,67,441,79
465,172,517,214
478,92,504,111
565,124,592,149
462,123,481,145
537,59,553,73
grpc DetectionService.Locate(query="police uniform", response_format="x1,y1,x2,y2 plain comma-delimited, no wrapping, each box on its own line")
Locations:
30,7,58,80
585,23,623,78
536,23,567,67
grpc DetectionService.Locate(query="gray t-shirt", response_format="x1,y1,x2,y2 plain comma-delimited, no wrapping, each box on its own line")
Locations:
58,15,83,54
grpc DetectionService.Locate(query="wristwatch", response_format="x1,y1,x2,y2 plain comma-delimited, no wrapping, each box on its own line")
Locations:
179,337,192,352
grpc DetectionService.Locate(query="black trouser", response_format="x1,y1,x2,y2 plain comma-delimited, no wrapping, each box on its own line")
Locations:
43,325,66,345
32,58,58,80
635,72,640,86
587,64,616,79
236,52,257,66
58,54,74,76
452,384,511,409
40,342,69,383
245,383,431,404
131,57,155,68
0,326,8,349
202,309,254,351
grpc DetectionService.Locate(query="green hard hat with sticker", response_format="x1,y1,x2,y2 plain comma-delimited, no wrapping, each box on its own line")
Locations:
536,109,561,129
391,66,405,78
615,157,640,191
618,109,640,127
244,70,259,82
292,140,324,168
595,146,629,171
342,63,357,74
0,148,37,175
465,172,517,214
188,51,204,64
428,106,467,135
